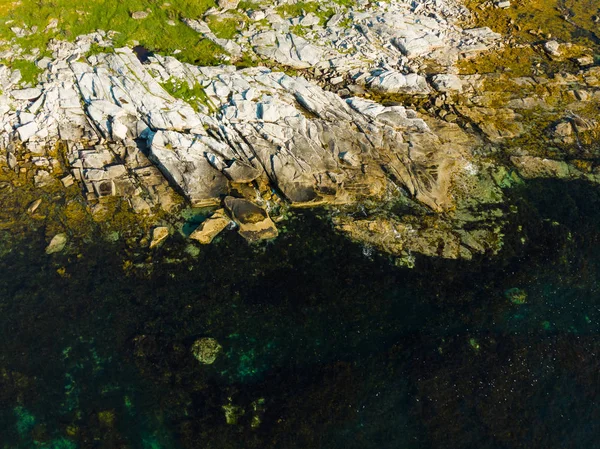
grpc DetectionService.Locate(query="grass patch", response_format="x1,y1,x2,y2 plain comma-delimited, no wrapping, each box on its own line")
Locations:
276,2,319,17
234,52,260,69
289,25,308,37
205,15,244,40
161,79,216,113
4,59,43,85
0,0,231,65
238,0,261,11
86,42,115,57
332,0,355,6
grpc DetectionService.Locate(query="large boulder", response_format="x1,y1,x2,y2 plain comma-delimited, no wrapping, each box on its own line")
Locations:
224,197,278,242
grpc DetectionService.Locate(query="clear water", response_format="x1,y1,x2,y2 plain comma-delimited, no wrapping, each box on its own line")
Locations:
1,180,599,448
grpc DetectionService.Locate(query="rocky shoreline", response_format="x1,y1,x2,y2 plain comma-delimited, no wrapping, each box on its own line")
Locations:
1,0,599,261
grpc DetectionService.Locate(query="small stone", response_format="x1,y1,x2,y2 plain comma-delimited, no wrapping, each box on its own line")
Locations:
149,226,169,249
44,18,59,32
553,121,573,137
340,150,361,167
300,13,321,27
576,55,594,67
218,0,239,10
544,40,560,56
574,90,589,101
27,198,42,214
347,84,366,95
367,70,430,95
61,174,75,187
34,170,53,187
36,57,52,69
431,74,463,93
327,14,343,27
110,118,129,140
330,76,344,85
7,152,18,170
191,337,222,364
10,27,28,38
131,11,149,20
46,233,68,254
19,112,35,125
495,0,510,8
248,10,265,21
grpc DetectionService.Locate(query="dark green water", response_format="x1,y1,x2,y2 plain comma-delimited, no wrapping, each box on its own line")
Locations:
1,180,599,449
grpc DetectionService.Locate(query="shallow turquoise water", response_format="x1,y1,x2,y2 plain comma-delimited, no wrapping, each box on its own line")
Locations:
1,180,599,448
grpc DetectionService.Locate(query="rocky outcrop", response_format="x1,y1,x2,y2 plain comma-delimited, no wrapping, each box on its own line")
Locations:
190,0,500,87
0,35,510,260
3,0,600,261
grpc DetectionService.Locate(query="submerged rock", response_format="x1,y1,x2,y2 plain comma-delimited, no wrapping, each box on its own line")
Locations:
46,233,67,254
189,209,231,244
222,400,245,425
149,227,169,249
191,337,222,364
224,197,278,242
505,288,527,305
27,199,42,214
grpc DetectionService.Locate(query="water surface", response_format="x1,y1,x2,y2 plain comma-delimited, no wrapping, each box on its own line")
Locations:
1,180,599,449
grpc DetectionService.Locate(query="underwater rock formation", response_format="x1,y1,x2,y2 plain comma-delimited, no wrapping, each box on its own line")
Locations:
192,337,223,365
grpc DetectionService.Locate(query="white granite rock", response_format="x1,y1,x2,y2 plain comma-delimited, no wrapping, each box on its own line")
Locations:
367,70,430,94
11,88,43,100
431,74,464,93
17,121,38,141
